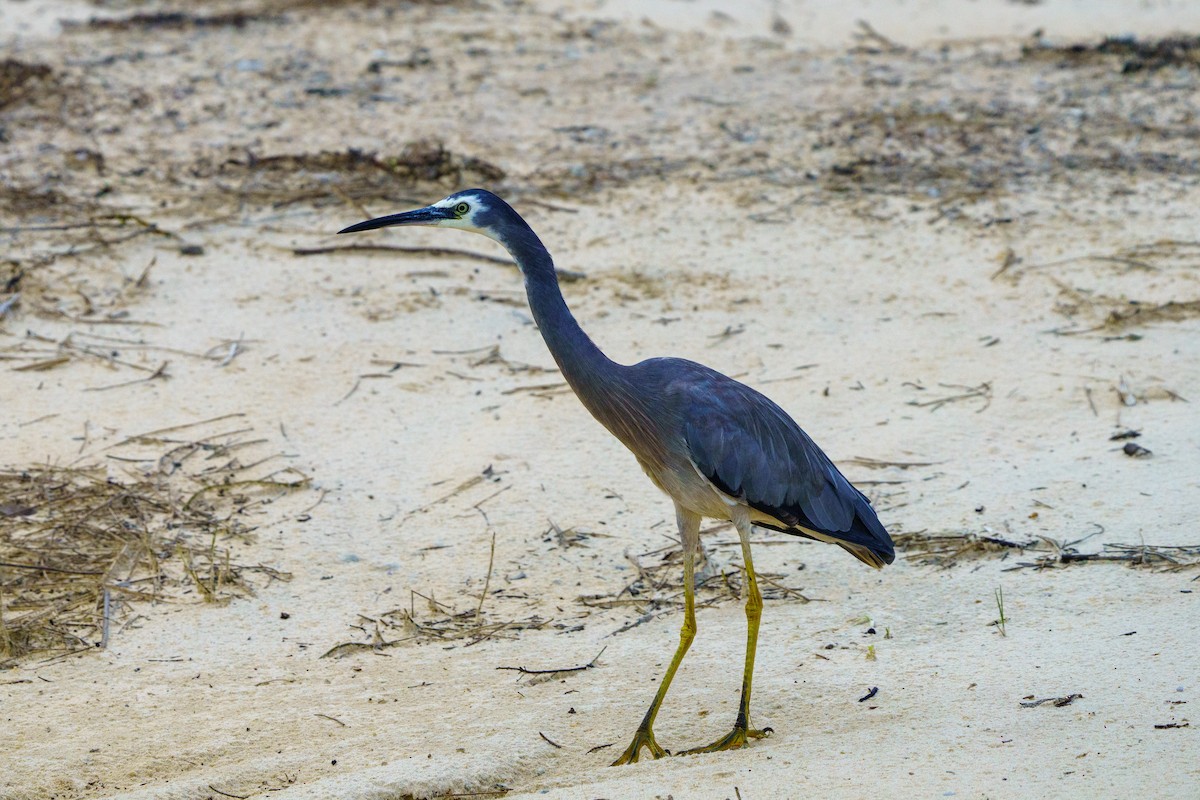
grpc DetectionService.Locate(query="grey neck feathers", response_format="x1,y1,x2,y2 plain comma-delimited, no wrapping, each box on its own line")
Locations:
496,224,619,393
496,221,668,466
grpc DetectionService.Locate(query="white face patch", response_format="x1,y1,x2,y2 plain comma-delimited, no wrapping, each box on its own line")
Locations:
430,194,490,234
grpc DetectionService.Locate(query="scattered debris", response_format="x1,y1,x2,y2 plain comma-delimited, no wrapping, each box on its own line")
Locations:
0,419,307,664
907,382,992,413
1021,693,1083,708
1102,299,1200,331
894,530,1033,567
1023,34,1200,73
1054,286,1200,334
1122,442,1153,458
72,10,274,32
897,528,1200,573
197,142,505,210
858,686,879,702
321,602,550,657
394,467,498,529
1009,540,1200,572
0,59,55,112
845,457,938,469
545,520,599,549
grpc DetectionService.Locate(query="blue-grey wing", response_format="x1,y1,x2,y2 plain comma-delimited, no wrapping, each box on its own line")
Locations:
678,372,894,567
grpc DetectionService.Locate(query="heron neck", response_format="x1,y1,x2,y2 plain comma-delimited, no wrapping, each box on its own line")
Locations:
500,227,620,391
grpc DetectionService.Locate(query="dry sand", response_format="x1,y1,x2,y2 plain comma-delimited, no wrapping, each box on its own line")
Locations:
2,1,1198,798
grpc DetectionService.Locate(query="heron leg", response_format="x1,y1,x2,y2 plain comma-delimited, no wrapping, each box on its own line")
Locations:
681,509,772,755
611,505,701,766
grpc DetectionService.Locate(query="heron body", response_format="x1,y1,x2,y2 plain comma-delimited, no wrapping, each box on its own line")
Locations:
339,189,894,763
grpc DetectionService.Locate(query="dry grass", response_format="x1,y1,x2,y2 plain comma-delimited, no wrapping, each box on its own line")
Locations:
813,94,1200,203
69,0,470,32
1022,35,1200,73
67,9,279,32
894,530,1034,568
0,419,308,666
1011,540,1200,572
895,529,1200,572
0,58,56,112
5,10,1199,293
190,141,505,211
362,508,1196,644
577,533,819,641
992,240,1200,333
0,140,504,323
322,509,818,659
321,597,551,659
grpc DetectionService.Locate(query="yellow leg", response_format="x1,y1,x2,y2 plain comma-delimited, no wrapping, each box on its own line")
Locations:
612,506,701,765
682,509,773,755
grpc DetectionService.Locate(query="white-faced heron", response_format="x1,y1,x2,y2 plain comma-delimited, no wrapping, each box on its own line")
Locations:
339,189,894,764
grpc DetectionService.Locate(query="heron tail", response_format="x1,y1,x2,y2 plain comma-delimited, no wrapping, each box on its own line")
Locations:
839,491,895,568
838,540,891,569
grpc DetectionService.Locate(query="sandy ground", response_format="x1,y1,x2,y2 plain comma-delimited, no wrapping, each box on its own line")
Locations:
2,1,1199,798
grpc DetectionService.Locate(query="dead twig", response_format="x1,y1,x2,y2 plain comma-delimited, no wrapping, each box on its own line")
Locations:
497,646,607,676
84,360,169,392
845,456,939,469
314,713,347,727
1020,693,1083,708
292,243,512,266
908,382,992,413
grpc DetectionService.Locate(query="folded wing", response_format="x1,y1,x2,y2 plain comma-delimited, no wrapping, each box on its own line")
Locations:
679,374,894,568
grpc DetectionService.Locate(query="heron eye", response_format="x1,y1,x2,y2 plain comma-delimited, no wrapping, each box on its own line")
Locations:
454,202,470,216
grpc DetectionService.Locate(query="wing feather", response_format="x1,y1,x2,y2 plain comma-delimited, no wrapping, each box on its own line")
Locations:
676,369,894,567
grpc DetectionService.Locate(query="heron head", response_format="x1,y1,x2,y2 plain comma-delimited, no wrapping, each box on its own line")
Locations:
338,189,505,241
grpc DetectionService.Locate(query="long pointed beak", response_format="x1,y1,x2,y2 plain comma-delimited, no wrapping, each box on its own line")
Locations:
338,206,449,235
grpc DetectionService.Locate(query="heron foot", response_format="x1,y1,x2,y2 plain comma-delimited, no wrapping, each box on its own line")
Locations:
611,727,670,765
680,724,773,755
